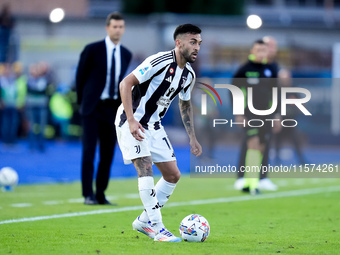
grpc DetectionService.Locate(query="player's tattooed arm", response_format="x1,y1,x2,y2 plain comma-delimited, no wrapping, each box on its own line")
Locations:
179,99,194,138
132,156,153,177
179,99,202,156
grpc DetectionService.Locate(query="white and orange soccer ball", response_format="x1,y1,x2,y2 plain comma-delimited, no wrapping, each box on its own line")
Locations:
179,214,210,242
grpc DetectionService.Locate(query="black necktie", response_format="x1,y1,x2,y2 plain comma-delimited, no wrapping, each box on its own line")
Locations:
109,47,116,98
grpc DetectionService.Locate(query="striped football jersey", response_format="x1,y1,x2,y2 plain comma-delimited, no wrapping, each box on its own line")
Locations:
118,49,196,130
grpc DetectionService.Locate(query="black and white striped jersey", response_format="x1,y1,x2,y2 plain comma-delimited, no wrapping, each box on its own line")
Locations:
118,49,196,130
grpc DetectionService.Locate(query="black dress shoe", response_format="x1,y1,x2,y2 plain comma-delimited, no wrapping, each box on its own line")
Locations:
84,196,98,205
97,199,118,206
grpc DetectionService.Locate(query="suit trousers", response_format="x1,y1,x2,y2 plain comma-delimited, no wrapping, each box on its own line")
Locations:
81,99,121,201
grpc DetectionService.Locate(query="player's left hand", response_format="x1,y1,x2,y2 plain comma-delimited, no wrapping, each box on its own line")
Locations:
190,139,202,157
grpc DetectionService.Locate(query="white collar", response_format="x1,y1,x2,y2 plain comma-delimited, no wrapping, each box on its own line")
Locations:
105,36,120,50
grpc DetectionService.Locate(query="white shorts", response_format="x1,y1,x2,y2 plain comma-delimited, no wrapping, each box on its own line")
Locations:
116,121,176,165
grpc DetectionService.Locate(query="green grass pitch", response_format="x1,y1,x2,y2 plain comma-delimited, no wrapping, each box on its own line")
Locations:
1,176,340,254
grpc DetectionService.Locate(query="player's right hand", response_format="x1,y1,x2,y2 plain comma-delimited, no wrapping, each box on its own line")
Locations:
190,138,202,157
128,118,145,141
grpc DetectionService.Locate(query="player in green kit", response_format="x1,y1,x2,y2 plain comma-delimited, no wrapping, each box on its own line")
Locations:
232,39,281,195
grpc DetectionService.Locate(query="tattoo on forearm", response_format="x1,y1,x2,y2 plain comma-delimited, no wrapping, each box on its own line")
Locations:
132,156,153,177
179,99,194,137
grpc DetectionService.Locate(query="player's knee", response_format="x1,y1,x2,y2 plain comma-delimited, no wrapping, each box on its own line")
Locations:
172,171,181,183
176,171,181,181
164,171,181,183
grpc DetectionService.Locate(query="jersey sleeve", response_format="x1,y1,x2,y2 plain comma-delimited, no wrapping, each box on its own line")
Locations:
131,56,155,84
132,52,173,84
179,74,195,101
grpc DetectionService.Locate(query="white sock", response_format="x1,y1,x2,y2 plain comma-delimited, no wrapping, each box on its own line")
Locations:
138,176,162,225
139,177,176,223
139,209,150,223
155,177,176,207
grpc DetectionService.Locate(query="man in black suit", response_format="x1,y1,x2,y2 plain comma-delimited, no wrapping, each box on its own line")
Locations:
76,12,132,205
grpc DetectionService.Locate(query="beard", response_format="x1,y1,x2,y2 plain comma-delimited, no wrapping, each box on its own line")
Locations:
182,48,196,63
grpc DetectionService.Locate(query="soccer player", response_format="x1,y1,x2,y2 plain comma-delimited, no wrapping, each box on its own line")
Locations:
232,39,280,195
115,24,202,242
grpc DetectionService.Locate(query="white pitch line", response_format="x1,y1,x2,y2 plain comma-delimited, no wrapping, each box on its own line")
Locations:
68,198,85,203
0,205,145,225
1,186,340,225
11,203,33,208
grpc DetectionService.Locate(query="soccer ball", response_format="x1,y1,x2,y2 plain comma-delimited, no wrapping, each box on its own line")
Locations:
0,167,19,187
179,214,210,242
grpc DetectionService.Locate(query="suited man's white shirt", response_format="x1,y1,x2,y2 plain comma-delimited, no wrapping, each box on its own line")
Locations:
101,35,121,100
